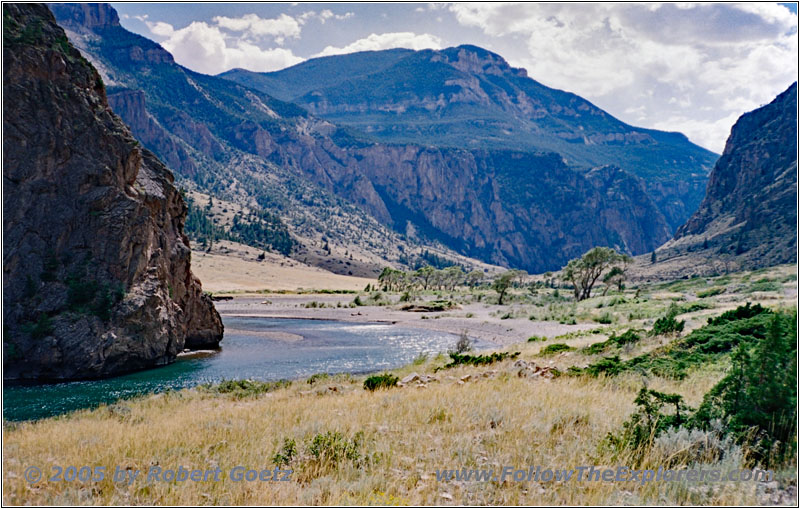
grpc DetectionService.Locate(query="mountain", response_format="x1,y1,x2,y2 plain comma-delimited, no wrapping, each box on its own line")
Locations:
2,3,223,381
220,46,718,230
671,82,797,268
52,3,676,273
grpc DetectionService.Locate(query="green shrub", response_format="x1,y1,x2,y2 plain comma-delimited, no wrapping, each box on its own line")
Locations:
306,373,330,385
540,343,575,355
308,430,364,470
697,287,725,298
594,311,614,324
604,387,691,466
746,278,781,293
440,351,520,369
527,335,547,342
363,373,398,391
579,305,779,380
707,302,768,326
272,438,297,467
203,379,290,398
650,304,685,336
692,312,796,466
582,329,641,354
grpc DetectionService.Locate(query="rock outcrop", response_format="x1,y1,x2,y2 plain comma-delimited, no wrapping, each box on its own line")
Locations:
672,83,797,268
2,3,223,381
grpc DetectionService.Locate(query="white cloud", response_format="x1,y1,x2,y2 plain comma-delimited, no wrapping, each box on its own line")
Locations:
315,32,443,57
157,21,303,74
212,13,301,44
145,20,175,38
448,3,797,152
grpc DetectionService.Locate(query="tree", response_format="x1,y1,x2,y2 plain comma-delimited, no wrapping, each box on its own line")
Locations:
561,247,631,301
414,265,435,290
466,270,483,290
650,251,657,264
443,266,464,290
492,270,517,305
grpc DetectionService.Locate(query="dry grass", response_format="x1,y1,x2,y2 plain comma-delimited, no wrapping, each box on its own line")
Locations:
190,241,375,293
3,265,795,505
1,363,765,505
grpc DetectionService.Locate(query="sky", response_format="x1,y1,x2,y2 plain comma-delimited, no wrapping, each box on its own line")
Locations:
112,2,799,153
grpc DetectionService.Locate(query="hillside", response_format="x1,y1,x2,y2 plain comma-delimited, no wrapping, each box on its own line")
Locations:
52,4,678,273
2,3,222,381
221,46,718,230
648,82,797,276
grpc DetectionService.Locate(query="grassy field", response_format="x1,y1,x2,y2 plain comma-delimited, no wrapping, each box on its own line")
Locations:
3,264,796,505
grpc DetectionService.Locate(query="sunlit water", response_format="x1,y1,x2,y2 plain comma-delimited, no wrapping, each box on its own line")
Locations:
3,316,490,421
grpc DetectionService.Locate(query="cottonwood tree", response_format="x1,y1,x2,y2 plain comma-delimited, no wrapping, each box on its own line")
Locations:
492,270,519,305
562,247,632,301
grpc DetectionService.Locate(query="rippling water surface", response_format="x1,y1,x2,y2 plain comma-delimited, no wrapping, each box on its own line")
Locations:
4,316,489,421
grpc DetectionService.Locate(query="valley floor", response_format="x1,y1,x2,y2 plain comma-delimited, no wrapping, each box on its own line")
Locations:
3,264,797,505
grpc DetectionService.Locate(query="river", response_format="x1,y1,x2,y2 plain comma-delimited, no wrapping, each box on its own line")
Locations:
3,316,488,421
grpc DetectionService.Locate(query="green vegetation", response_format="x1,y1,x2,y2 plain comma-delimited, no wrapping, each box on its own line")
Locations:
605,310,796,470
697,286,725,298
561,247,632,301
582,329,642,355
183,193,294,255
693,312,796,466
578,304,777,380
540,343,575,355
440,351,520,369
604,387,690,465
201,379,291,398
363,373,399,391
649,303,685,336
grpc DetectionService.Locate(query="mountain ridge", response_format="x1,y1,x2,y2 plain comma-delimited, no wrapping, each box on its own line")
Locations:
52,3,684,272
220,45,717,230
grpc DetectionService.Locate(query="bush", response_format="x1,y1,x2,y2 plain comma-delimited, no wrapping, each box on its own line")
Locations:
603,387,692,466
540,343,575,355
582,329,641,355
272,438,297,467
527,335,547,342
453,330,472,353
697,287,725,298
363,373,398,391
440,351,520,369
692,312,796,466
706,302,768,326
650,304,685,336
594,311,614,324
308,431,363,471
203,379,290,398
306,373,330,385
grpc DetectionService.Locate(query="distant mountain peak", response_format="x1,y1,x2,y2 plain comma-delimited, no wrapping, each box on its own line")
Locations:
429,44,528,79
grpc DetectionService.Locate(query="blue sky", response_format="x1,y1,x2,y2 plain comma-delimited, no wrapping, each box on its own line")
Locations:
113,2,798,153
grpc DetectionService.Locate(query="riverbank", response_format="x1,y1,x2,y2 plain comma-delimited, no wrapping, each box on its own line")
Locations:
215,296,597,347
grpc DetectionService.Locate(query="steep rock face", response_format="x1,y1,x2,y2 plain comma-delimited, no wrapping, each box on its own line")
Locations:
50,3,673,273
673,83,797,267
2,3,223,381
222,45,717,230
285,144,672,271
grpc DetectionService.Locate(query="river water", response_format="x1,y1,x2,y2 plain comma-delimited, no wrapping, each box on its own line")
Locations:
3,316,487,421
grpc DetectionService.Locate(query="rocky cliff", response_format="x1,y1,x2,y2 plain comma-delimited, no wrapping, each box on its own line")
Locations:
222,45,718,231
672,82,797,268
2,3,223,381
51,3,675,273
